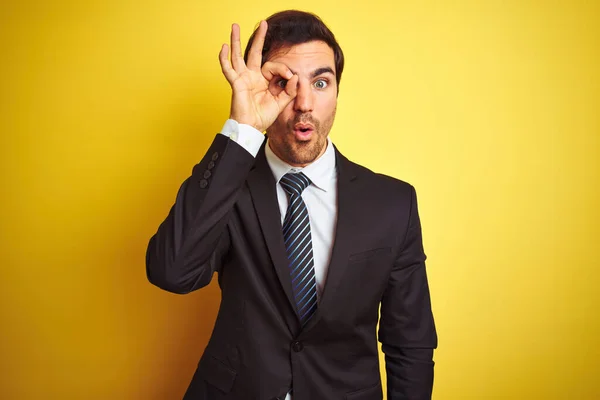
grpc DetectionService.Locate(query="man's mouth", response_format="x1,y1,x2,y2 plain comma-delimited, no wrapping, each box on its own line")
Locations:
293,123,314,140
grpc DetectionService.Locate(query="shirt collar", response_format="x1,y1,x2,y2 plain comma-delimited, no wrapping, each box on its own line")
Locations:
265,137,337,192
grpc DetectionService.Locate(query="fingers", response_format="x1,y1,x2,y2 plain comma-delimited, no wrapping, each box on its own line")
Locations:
219,43,237,83
262,61,296,109
230,23,245,71
261,61,293,82
247,20,267,70
275,74,298,110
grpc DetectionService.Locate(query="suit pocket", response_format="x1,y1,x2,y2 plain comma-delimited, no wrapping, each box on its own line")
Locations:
198,354,237,394
345,381,383,400
348,247,391,263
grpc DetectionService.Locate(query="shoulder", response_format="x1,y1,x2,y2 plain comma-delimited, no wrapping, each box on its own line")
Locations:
336,147,416,199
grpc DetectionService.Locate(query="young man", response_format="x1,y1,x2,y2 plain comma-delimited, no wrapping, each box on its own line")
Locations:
146,10,437,400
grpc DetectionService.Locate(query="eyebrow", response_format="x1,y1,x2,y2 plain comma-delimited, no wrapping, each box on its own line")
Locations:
284,66,336,80
311,67,335,79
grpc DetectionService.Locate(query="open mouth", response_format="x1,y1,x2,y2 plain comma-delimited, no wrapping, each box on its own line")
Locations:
294,123,314,135
293,125,314,140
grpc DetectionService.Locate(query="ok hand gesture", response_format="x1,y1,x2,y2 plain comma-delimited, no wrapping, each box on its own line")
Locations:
219,21,298,132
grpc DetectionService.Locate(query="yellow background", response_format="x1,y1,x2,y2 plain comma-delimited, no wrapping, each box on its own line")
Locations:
1,0,598,399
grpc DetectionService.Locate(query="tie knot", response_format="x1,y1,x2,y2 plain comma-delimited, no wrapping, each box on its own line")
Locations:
280,172,311,196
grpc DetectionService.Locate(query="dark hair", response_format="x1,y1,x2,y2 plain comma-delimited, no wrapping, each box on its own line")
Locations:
244,10,345,89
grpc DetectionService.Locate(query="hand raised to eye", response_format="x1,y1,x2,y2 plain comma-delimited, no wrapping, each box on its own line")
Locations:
218,21,298,132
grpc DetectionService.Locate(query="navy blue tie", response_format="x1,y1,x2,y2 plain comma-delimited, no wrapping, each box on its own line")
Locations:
280,172,317,326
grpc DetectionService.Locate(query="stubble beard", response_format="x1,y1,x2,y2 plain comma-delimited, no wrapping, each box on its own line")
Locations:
268,109,336,167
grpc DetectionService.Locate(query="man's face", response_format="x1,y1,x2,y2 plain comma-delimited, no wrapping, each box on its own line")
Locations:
265,40,338,167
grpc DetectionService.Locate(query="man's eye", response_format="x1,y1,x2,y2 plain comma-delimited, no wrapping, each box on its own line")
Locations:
314,79,328,89
277,79,288,88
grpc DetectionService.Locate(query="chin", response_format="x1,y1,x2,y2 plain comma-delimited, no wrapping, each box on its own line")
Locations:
269,130,327,166
290,143,325,165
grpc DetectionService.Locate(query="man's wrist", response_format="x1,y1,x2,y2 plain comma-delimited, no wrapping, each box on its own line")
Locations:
229,114,263,133
220,119,265,157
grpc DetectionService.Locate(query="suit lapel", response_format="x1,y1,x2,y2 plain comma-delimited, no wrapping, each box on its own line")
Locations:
303,147,360,332
247,142,362,333
246,145,299,321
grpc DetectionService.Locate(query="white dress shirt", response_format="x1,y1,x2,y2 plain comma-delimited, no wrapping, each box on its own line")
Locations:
219,119,338,399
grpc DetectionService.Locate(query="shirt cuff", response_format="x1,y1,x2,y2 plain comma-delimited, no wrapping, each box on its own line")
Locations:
219,119,265,157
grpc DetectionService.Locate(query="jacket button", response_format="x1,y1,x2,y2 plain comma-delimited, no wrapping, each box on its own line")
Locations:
203,170,212,179
199,179,208,188
291,341,303,352
207,161,215,170
211,152,219,161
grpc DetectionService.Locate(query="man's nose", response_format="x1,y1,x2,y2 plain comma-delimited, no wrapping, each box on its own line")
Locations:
293,81,314,113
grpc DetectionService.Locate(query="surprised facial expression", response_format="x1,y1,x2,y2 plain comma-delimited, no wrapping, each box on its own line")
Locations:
265,41,338,167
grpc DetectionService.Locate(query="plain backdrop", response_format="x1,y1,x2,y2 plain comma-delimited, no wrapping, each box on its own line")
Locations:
1,0,598,398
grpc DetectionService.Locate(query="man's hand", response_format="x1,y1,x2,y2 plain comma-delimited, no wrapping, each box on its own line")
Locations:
219,21,298,132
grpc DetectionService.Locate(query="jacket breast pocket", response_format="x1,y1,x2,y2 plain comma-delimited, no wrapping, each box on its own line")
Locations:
345,381,383,400
348,247,391,263
198,354,237,394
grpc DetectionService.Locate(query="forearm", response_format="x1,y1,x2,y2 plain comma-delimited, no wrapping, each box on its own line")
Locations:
145,133,256,294
383,345,434,400
380,264,437,400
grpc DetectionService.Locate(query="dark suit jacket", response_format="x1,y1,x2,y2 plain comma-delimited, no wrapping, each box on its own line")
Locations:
146,134,437,400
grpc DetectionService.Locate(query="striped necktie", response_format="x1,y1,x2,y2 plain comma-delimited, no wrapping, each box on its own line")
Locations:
280,172,318,326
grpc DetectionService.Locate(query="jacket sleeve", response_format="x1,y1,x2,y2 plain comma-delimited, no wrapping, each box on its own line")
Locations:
145,134,257,294
378,185,438,399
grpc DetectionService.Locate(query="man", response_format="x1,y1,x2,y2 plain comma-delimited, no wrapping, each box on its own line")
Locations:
146,10,437,400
